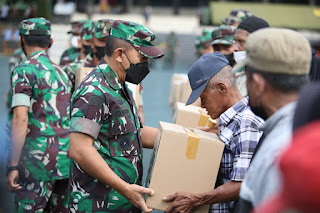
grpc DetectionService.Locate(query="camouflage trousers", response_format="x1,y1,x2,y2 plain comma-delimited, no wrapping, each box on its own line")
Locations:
14,178,69,213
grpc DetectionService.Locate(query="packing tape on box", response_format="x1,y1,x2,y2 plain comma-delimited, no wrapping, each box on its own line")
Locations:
198,109,210,127
184,128,200,160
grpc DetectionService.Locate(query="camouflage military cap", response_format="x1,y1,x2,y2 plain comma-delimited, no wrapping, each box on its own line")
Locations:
20,17,51,36
93,19,114,39
110,20,164,59
68,20,86,34
211,25,236,45
222,9,253,25
195,29,212,52
81,20,93,41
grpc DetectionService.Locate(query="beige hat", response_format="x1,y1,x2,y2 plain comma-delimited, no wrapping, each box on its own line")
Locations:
233,28,311,75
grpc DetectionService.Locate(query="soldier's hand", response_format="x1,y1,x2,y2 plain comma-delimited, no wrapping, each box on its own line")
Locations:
124,184,154,213
7,170,22,192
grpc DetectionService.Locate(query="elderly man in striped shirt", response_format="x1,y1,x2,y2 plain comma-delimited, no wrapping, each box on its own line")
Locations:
164,52,264,213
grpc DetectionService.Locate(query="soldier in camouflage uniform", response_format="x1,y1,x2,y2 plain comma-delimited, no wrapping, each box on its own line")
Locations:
65,19,147,123
7,18,72,212
63,19,114,80
211,25,236,56
75,20,93,62
195,29,213,57
62,20,94,89
222,9,253,28
68,20,164,213
59,21,85,65
89,19,114,67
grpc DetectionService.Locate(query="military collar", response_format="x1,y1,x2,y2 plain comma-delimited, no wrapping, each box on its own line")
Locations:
97,58,122,90
28,50,46,59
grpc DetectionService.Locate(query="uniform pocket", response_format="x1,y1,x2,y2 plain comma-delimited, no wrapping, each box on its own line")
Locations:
108,114,140,157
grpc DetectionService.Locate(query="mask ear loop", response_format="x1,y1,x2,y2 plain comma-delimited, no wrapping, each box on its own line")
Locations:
123,50,132,64
120,50,132,71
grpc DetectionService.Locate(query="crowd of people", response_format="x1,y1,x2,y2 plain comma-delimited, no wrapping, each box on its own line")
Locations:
4,7,320,213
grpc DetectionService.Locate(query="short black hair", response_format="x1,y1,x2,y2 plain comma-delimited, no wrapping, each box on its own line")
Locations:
246,65,309,92
104,35,132,57
22,35,51,48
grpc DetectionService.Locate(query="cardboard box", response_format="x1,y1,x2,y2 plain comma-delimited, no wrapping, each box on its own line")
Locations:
173,102,213,128
145,121,225,213
168,73,186,106
75,67,93,88
169,73,201,107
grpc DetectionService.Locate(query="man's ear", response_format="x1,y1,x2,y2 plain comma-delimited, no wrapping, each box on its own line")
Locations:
114,48,124,63
216,82,227,94
49,38,54,48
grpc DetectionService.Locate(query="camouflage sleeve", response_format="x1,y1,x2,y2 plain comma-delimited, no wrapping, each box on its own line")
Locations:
11,65,33,108
70,85,107,139
62,62,78,90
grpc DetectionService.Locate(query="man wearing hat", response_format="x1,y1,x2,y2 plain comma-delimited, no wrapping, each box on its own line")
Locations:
76,20,93,62
211,25,236,57
163,52,263,213
63,20,94,89
222,9,253,28
255,121,320,213
85,19,114,67
235,28,311,212
60,20,85,65
68,20,164,212
195,29,213,57
233,16,270,96
7,18,72,212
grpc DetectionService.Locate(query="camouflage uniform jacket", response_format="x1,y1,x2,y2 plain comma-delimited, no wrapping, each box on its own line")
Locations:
60,47,81,65
69,58,143,212
11,50,72,182
62,52,95,90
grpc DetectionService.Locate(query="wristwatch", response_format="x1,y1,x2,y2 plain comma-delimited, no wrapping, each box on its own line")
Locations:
6,165,19,175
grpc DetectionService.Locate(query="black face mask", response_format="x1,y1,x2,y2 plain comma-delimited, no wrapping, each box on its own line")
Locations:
224,53,236,67
121,52,150,85
82,44,92,55
94,46,105,60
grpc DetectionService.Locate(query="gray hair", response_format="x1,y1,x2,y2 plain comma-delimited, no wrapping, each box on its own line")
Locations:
207,65,237,89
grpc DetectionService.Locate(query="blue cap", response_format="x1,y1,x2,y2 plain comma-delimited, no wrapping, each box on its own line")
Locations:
186,52,229,105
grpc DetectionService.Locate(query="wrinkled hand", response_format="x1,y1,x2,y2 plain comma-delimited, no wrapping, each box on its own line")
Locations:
198,125,219,134
163,192,200,213
7,170,22,192
123,184,154,213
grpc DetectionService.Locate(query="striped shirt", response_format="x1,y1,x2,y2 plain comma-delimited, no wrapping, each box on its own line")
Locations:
210,97,264,213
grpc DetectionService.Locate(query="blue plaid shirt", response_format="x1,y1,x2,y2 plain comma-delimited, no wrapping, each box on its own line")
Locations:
210,97,264,213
